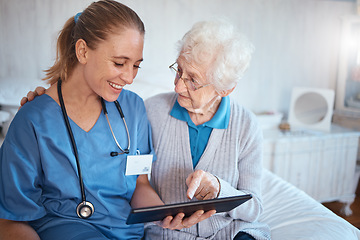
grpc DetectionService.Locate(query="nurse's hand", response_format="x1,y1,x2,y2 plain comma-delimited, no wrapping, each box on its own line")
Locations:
186,170,221,200
19,86,46,109
156,209,216,230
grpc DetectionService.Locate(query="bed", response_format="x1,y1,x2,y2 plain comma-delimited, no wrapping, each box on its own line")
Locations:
260,168,360,239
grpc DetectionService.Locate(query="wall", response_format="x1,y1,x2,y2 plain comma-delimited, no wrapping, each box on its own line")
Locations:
0,0,355,115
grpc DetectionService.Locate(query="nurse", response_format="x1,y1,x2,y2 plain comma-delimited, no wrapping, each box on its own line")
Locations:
0,1,213,239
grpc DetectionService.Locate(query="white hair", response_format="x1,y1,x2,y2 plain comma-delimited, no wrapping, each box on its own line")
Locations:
177,19,255,91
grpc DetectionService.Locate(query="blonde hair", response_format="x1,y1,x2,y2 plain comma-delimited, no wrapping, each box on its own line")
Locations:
177,19,254,91
43,0,145,85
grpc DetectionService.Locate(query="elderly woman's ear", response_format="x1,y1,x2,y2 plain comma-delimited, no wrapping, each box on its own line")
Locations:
218,85,236,97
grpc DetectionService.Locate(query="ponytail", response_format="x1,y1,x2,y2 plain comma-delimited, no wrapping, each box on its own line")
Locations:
43,17,77,85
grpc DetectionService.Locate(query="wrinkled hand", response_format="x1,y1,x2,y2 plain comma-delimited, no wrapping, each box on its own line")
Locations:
19,86,46,109
186,170,220,200
156,209,216,230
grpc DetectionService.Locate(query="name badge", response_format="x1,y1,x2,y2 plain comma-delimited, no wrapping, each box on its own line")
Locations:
125,154,153,176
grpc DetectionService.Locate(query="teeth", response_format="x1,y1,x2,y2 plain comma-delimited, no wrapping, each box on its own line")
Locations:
109,82,123,90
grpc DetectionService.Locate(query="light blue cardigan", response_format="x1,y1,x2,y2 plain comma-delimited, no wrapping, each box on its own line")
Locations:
144,92,270,240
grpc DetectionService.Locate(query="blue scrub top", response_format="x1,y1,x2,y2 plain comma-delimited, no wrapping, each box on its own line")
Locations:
170,96,230,168
0,89,155,239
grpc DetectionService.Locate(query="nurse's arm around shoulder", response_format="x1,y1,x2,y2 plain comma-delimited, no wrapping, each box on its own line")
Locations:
0,219,40,240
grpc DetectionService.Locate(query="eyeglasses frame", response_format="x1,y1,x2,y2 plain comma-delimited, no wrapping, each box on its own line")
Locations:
169,62,212,91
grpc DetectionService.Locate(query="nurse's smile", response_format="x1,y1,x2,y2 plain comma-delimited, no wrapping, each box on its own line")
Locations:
108,81,124,90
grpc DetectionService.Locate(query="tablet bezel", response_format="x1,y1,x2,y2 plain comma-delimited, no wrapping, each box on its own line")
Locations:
126,194,252,225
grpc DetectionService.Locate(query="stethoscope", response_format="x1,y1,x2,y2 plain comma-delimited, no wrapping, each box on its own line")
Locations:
57,79,130,219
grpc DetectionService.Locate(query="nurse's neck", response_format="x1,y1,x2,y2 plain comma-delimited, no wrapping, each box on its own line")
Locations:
55,73,102,132
61,72,100,108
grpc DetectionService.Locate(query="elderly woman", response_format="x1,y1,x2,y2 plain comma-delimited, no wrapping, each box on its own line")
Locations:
144,20,270,240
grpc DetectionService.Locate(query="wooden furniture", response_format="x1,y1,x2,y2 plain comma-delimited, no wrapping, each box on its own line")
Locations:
262,124,360,216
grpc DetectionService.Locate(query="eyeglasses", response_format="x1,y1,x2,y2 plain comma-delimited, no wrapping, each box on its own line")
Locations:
169,62,211,91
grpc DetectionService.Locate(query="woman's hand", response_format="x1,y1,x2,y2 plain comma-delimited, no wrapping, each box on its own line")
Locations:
156,209,216,230
19,86,46,109
186,170,221,200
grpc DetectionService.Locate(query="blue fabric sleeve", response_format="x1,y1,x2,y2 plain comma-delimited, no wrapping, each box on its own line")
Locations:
0,107,46,221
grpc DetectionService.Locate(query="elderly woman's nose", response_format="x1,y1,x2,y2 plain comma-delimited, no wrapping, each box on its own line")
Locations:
174,77,187,92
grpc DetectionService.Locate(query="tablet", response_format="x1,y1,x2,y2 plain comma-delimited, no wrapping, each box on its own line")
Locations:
126,194,252,225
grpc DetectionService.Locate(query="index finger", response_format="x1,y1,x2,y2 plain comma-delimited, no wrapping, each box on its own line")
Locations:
186,174,203,199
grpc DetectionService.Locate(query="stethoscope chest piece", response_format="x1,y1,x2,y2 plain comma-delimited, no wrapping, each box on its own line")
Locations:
77,201,95,219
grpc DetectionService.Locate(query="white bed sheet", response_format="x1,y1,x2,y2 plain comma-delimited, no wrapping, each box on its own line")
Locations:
260,169,360,240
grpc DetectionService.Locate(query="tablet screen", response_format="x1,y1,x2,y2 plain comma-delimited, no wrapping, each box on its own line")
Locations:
126,194,252,225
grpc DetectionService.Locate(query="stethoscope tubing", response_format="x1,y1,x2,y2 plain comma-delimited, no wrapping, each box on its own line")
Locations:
100,98,130,154
57,80,87,203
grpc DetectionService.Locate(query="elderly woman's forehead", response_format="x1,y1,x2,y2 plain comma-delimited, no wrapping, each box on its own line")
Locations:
177,56,209,71
177,60,206,79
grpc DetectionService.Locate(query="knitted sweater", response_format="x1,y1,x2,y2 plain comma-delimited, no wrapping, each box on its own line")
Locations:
144,92,271,240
